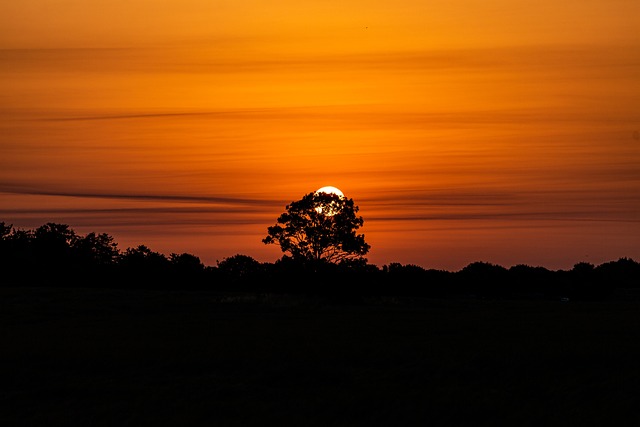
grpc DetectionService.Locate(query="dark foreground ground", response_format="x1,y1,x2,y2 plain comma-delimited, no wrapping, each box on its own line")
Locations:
2,286,640,426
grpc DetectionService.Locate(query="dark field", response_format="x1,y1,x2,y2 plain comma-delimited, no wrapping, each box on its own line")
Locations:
2,287,640,426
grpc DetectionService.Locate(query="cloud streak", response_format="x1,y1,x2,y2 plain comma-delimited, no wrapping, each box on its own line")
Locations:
0,185,282,207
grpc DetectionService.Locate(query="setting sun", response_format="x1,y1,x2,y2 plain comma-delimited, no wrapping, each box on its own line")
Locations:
315,186,345,198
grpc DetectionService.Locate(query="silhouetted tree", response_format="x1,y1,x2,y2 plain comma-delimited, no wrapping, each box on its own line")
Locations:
32,222,78,282
217,254,263,280
263,191,370,265
120,245,169,268
458,261,509,296
74,232,120,266
118,245,171,287
34,222,77,246
508,264,554,297
170,252,204,272
64,231,119,286
596,257,640,288
2,227,35,273
566,261,613,300
572,261,595,274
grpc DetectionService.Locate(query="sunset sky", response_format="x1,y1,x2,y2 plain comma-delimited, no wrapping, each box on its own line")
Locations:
1,0,639,271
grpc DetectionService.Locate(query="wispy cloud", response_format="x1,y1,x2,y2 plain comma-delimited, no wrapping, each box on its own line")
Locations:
0,185,282,207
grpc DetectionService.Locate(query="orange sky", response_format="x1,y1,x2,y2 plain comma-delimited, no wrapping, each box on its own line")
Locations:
1,1,639,270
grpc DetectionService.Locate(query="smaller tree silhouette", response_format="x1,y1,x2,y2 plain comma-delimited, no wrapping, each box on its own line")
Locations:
217,254,263,279
74,232,119,266
170,252,203,267
120,245,168,268
32,222,78,278
263,191,370,264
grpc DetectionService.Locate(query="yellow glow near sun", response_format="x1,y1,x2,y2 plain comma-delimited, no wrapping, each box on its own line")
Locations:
316,186,344,198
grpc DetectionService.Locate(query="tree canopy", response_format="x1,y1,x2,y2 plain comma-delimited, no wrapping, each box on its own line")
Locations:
262,191,370,264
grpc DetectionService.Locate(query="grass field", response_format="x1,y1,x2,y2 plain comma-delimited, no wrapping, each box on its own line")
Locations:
2,286,640,426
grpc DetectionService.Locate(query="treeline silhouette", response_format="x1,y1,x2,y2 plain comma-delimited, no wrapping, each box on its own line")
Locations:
2,221,639,301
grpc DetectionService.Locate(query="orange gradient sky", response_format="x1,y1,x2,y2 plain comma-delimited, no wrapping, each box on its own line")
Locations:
1,0,639,270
